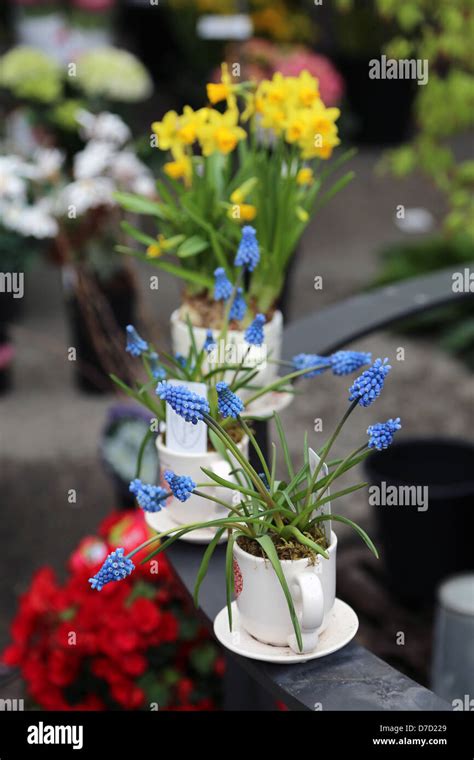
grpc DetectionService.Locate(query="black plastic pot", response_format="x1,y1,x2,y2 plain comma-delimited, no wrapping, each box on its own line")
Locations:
336,56,415,145
364,438,474,606
65,269,136,394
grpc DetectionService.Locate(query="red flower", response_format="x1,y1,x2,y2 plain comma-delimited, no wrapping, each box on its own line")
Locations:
214,657,226,677
69,537,108,576
1,510,224,712
111,680,145,709
129,598,161,634
121,653,147,678
177,677,194,703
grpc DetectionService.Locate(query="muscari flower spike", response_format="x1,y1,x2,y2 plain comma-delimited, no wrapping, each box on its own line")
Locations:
216,381,244,418
234,225,260,272
244,313,266,346
148,351,166,381
125,325,148,357
175,353,187,368
214,267,233,301
229,287,246,321
88,548,135,591
259,472,270,490
292,353,332,378
203,329,216,353
330,350,372,376
129,478,168,512
367,418,402,450
349,358,391,408
156,381,210,424
164,470,196,502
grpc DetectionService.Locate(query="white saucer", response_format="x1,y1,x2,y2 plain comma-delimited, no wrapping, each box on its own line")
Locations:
242,391,293,419
145,508,227,545
213,598,358,663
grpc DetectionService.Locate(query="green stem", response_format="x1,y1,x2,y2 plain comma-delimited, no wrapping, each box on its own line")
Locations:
304,400,358,510
134,428,154,479
203,413,274,507
316,444,368,502
243,364,330,407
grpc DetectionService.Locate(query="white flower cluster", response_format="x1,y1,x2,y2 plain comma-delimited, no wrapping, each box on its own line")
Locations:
55,110,155,217
0,151,62,239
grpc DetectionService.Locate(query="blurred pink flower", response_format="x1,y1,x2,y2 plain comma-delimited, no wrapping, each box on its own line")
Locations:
71,0,116,10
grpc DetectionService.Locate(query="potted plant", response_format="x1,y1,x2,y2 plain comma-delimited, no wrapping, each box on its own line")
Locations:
0,150,61,391
51,109,155,392
111,244,372,529
0,45,152,159
117,66,354,386
90,355,400,655
2,510,224,710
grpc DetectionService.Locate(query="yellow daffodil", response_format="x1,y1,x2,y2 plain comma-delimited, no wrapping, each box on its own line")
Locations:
230,177,258,205
164,154,192,185
207,63,237,109
228,203,257,221
298,104,341,160
295,70,320,107
207,82,230,105
176,106,209,145
296,167,314,186
197,107,246,156
151,111,180,151
286,115,308,143
147,235,167,258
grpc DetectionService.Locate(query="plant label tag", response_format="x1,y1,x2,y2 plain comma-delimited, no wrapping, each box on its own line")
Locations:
165,380,208,455
196,14,253,40
309,448,332,541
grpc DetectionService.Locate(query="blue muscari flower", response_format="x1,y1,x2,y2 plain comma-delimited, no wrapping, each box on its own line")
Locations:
164,470,196,502
216,381,244,418
229,287,246,321
244,313,266,346
330,350,372,376
292,353,332,378
175,353,187,368
129,478,168,512
88,548,135,591
259,472,270,490
367,417,402,450
214,267,233,301
148,352,166,381
234,225,260,272
203,329,216,353
349,358,391,407
125,325,148,357
156,381,210,424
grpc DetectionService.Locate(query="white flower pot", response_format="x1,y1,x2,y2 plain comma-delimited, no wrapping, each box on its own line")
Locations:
233,532,337,654
156,434,249,526
170,309,283,399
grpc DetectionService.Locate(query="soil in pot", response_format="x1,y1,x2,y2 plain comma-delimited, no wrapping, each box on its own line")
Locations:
237,526,328,562
179,293,276,330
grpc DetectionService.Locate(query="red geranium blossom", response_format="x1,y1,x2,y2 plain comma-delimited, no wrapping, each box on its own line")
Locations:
2,511,223,711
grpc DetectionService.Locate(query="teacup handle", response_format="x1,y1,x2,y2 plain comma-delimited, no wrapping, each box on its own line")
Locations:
287,570,324,654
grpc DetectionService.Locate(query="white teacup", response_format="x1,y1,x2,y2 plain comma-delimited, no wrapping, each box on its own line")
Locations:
233,531,337,654
157,434,249,526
